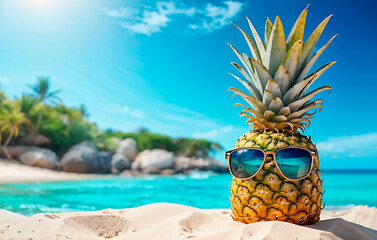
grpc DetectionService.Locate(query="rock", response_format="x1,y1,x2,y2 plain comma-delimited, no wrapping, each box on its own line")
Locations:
174,156,228,173
60,141,100,173
98,151,112,173
160,169,176,175
116,138,138,161
5,146,42,160
20,133,52,146
111,153,131,174
131,161,141,171
134,149,174,171
142,166,161,174
19,149,59,170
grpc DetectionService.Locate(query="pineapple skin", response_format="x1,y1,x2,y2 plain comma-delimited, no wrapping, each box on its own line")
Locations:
229,131,323,225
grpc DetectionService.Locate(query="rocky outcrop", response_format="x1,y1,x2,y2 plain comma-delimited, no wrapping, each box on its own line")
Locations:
111,153,131,174
115,138,138,161
5,146,42,160
174,156,228,173
6,141,227,175
60,141,100,173
98,151,112,173
132,149,174,172
19,149,59,170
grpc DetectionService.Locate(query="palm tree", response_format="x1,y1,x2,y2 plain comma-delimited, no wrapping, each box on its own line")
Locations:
79,103,90,118
29,77,61,133
0,104,26,159
15,94,40,133
15,94,39,114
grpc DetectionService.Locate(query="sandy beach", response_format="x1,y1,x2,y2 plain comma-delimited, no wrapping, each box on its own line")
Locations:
0,203,375,240
0,159,105,184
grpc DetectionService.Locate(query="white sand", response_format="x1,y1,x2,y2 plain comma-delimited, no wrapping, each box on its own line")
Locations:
0,159,104,183
0,203,376,240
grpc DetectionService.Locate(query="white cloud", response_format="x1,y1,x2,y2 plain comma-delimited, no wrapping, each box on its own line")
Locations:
193,125,234,139
316,132,377,158
100,104,145,118
189,1,244,31
99,7,140,18
100,1,244,35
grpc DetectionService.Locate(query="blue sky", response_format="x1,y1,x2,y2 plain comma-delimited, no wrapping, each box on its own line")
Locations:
0,0,376,169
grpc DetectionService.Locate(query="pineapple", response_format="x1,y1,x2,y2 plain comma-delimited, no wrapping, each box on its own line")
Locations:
228,7,335,225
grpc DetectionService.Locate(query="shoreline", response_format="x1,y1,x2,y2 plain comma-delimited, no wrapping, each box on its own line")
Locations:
0,203,376,240
0,159,108,184
2,158,377,185
0,159,229,184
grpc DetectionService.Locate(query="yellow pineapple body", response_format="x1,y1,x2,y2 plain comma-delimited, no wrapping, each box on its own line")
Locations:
229,131,323,225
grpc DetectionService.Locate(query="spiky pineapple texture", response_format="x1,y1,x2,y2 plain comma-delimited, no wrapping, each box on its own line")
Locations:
230,131,323,225
228,6,336,132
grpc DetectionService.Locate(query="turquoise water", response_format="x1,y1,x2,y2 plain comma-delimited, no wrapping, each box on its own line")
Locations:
0,170,376,216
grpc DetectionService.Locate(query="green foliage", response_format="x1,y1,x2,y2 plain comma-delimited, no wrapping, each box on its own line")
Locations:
0,85,7,103
0,77,223,157
0,101,27,158
97,130,222,158
15,94,40,114
0,101,26,137
138,133,176,152
15,94,40,134
79,103,90,118
38,104,97,153
175,138,223,157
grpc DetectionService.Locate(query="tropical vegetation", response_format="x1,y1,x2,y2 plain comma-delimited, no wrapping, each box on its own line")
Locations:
0,78,222,158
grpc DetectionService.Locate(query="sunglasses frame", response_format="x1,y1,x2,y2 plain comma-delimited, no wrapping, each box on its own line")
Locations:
225,146,318,181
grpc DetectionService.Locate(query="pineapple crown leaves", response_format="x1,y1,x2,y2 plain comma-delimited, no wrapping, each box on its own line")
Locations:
228,6,336,132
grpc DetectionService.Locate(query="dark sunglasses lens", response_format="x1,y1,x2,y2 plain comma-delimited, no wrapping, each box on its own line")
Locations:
230,149,264,179
275,148,312,179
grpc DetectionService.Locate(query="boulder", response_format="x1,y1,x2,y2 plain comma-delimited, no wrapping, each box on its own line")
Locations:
111,153,131,174
134,149,174,171
142,166,161,174
60,141,100,173
116,138,138,161
131,160,141,171
19,149,59,170
174,156,228,173
20,133,52,146
98,151,112,173
5,146,42,160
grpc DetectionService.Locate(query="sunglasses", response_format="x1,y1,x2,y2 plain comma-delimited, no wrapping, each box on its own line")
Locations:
225,147,317,181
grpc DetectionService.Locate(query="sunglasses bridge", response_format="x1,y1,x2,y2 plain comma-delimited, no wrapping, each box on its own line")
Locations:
264,152,276,160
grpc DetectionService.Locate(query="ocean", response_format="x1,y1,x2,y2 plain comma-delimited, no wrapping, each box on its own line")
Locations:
0,170,376,216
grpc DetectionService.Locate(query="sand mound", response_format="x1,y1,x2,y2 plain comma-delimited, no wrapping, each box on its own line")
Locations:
0,203,376,240
65,215,129,239
0,209,28,223
340,205,377,229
